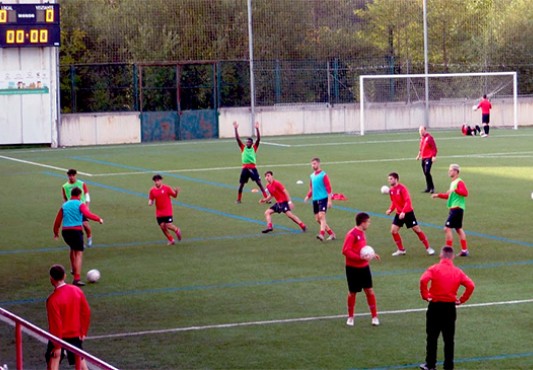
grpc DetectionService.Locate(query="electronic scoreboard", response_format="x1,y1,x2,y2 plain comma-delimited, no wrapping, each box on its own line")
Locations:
0,3,60,48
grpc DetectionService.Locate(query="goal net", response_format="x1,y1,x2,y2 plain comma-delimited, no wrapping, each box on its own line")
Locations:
359,72,517,135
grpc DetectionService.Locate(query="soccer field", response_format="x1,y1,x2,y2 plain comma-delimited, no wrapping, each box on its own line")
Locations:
0,128,532,369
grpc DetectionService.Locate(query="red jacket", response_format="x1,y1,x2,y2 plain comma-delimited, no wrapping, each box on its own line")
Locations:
47,283,91,343
387,183,413,214
419,133,437,159
478,98,492,114
420,258,475,303
342,227,369,268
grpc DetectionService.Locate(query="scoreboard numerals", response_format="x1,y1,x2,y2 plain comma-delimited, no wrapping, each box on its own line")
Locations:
0,4,60,48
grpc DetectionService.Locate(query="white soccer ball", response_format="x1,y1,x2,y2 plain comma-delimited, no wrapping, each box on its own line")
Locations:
380,185,390,194
296,180,304,185
472,105,478,111
86,269,101,283
360,245,376,261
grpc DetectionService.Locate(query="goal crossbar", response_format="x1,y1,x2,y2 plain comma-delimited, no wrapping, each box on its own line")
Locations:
359,72,518,135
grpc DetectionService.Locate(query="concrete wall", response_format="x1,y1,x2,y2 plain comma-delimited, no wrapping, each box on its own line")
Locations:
58,97,533,146
60,112,141,146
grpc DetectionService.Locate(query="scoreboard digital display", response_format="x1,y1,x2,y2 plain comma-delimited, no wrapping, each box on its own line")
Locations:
0,3,60,48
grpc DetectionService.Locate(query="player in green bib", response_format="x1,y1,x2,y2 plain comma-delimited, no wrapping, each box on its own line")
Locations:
432,164,470,256
233,121,268,203
62,169,93,247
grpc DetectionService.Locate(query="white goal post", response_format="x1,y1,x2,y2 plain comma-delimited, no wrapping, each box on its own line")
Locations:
359,72,518,135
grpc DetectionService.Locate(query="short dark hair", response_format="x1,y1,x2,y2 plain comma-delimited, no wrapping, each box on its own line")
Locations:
70,187,82,197
355,212,370,226
388,172,399,180
152,174,163,181
441,246,454,259
311,157,320,163
265,170,273,176
67,169,77,176
483,94,487,99
50,264,66,281
246,137,253,142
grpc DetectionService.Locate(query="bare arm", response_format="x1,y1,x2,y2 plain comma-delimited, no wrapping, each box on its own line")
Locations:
233,121,244,147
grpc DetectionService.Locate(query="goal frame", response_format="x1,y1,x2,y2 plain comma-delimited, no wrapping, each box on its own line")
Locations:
359,71,518,135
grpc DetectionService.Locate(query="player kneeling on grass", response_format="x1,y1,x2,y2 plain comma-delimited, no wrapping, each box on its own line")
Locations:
259,171,307,233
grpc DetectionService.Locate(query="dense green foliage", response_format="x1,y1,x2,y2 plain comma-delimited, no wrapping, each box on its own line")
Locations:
0,128,532,368
57,0,533,112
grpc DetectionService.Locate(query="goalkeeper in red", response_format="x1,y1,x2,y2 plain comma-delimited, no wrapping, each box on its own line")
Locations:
385,172,434,256
432,164,470,257
234,121,268,203
259,171,307,234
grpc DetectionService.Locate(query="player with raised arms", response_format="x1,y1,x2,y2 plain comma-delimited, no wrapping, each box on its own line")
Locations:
234,121,268,203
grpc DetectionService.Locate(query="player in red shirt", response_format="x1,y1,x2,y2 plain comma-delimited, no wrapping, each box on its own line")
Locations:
419,246,475,370
46,264,91,370
416,126,438,193
148,174,182,245
342,212,380,327
475,94,492,137
259,171,306,233
385,172,434,256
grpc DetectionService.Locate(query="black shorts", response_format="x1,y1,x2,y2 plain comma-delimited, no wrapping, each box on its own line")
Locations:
312,198,328,214
482,113,490,124
345,265,373,293
239,167,261,184
270,201,290,214
62,229,84,252
392,211,418,229
445,207,464,229
45,337,83,366
157,216,174,225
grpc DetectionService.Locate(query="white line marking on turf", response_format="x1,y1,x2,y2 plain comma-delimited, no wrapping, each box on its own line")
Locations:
86,298,533,340
0,155,92,176
91,151,533,177
261,141,291,147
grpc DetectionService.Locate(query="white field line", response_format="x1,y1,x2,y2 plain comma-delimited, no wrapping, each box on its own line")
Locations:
86,298,533,340
3,132,532,155
0,155,93,176
261,141,291,147
91,151,533,177
2,149,532,178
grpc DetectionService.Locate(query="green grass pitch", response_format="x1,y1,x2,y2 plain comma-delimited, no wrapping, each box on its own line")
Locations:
0,128,532,369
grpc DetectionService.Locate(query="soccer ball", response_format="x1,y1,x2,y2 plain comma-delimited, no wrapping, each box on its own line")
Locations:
86,269,101,283
472,105,478,111
380,185,390,194
360,246,376,261
296,180,304,185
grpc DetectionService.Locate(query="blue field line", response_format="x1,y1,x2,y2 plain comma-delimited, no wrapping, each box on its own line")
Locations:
0,232,294,256
358,351,533,370
2,260,531,307
44,167,533,249
70,156,238,190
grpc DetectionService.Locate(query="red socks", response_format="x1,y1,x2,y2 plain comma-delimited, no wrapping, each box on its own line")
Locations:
392,233,405,250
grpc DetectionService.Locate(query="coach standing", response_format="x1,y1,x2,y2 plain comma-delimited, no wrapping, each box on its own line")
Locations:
416,126,438,194
419,246,475,370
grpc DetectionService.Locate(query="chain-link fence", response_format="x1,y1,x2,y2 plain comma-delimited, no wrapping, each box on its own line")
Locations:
59,0,533,112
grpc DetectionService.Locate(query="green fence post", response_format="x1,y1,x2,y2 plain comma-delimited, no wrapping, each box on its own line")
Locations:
133,64,139,111
70,65,76,113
